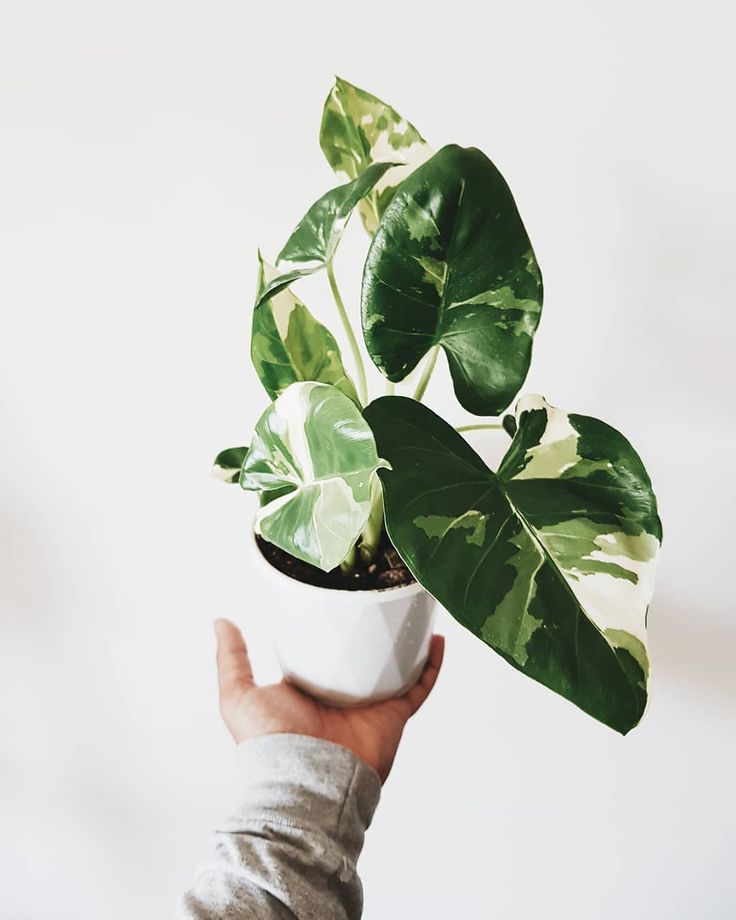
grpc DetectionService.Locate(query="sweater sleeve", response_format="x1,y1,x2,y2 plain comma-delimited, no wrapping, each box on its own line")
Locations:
177,733,382,920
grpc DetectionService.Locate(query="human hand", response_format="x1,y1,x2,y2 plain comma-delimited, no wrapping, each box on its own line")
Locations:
214,618,444,782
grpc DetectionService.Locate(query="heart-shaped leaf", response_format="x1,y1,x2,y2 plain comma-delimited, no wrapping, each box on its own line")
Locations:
251,255,358,403
242,382,389,571
256,163,395,309
364,395,661,733
320,77,432,234
213,446,248,483
362,145,543,416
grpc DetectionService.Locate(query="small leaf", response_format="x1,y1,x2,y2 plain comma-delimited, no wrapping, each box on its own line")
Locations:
320,77,432,234
364,395,662,734
251,255,358,404
256,163,395,308
362,145,543,416
213,446,248,483
242,382,389,571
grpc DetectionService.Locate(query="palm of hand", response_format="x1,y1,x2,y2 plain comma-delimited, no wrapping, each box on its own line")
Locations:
215,619,444,783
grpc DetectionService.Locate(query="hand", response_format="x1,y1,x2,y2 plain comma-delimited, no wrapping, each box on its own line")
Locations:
214,618,444,782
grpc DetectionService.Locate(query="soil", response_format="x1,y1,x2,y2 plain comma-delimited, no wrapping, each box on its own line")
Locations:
256,530,415,591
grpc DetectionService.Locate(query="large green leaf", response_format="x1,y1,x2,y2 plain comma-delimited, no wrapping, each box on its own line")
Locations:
320,77,432,234
255,163,395,309
364,394,662,734
361,145,543,416
251,255,358,404
242,382,389,571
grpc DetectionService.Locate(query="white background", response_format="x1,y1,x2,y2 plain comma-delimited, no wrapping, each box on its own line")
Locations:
2,2,735,917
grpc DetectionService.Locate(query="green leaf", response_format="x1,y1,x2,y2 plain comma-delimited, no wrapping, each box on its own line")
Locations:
361,145,543,416
251,255,358,404
213,446,248,483
242,382,389,571
320,76,432,234
364,394,662,734
256,163,395,308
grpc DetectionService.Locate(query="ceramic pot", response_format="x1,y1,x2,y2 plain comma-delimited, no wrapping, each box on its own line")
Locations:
250,531,437,707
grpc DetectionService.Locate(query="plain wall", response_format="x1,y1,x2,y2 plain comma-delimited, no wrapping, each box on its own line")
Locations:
1,2,734,917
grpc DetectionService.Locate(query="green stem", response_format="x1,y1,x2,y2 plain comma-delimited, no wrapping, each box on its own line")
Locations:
384,380,395,396
326,260,368,406
359,478,384,564
455,422,504,433
412,345,440,402
340,543,357,574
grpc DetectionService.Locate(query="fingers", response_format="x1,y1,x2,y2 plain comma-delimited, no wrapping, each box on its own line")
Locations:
401,634,445,717
214,618,256,711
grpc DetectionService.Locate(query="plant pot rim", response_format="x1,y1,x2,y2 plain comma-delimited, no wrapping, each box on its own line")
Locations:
249,528,425,600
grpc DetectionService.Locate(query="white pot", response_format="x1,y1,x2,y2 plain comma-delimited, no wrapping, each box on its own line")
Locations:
250,532,437,707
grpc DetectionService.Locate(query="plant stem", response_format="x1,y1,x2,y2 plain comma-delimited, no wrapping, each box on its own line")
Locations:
359,478,384,564
384,380,395,396
412,345,440,402
326,259,368,406
340,543,357,574
455,422,504,433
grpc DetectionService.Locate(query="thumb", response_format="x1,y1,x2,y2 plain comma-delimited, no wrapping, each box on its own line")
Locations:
214,618,256,715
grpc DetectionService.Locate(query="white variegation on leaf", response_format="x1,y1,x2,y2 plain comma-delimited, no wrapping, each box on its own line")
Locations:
499,395,661,679
320,77,432,234
241,382,389,571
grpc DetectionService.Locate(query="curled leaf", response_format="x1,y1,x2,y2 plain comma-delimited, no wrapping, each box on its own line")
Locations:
242,382,389,571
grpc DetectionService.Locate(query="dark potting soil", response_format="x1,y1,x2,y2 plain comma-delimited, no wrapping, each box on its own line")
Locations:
256,531,415,591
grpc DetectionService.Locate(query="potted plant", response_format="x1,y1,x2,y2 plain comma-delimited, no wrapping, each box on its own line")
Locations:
215,77,662,733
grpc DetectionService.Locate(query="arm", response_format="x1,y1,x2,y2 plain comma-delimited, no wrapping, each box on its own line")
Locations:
178,620,444,920
178,734,380,920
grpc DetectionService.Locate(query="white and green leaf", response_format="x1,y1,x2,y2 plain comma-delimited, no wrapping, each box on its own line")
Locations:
498,394,661,679
256,163,395,308
362,145,543,416
242,382,389,571
320,77,432,234
364,394,662,734
213,446,248,483
251,255,358,404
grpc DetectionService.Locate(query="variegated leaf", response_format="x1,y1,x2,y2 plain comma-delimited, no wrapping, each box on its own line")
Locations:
362,145,543,416
364,395,662,734
251,255,358,404
256,163,395,308
242,382,389,571
320,77,432,234
212,446,248,483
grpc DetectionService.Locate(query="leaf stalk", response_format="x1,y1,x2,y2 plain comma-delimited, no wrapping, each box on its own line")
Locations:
412,345,440,402
455,422,503,433
326,259,368,406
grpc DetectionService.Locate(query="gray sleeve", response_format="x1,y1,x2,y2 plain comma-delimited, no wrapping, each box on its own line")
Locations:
177,733,382,920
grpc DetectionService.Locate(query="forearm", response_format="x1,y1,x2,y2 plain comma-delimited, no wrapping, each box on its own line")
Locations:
178,734,381,920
